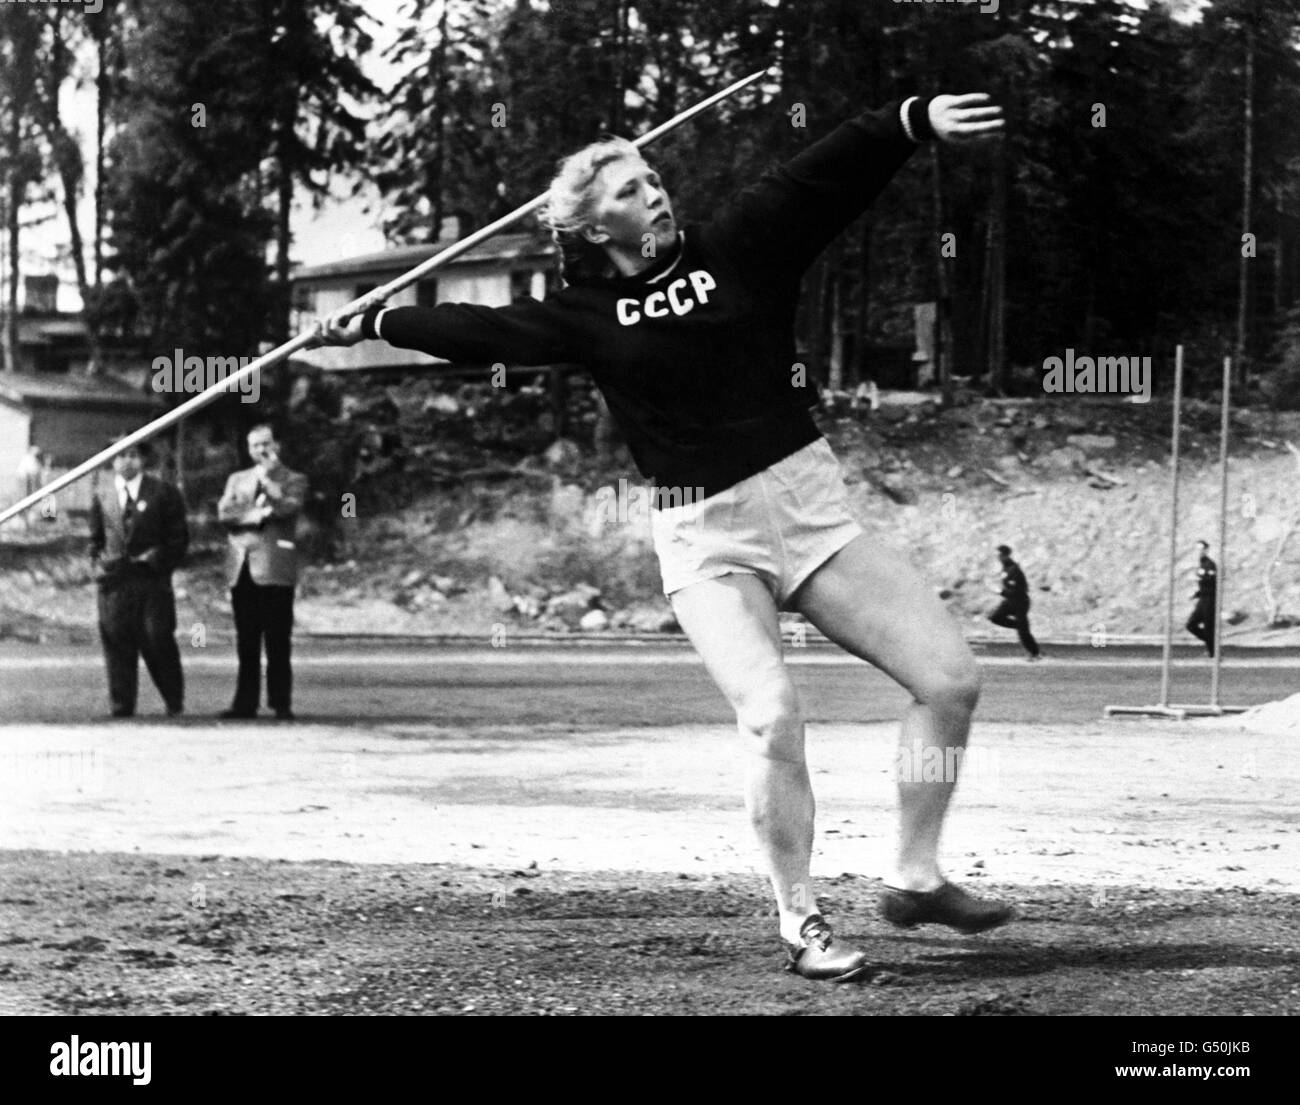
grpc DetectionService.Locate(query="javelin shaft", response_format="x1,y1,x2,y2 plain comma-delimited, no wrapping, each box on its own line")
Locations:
0,67,769,527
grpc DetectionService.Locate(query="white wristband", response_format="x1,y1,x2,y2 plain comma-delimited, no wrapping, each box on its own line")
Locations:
899,97,919,143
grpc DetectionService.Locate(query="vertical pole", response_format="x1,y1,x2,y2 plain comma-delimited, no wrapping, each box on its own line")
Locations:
1210,356,1232,707
1159,347,1184,708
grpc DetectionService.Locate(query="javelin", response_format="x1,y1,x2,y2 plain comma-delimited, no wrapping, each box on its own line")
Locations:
0,67,771,527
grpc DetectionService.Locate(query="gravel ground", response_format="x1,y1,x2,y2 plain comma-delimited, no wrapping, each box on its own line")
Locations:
1,852,1296,1016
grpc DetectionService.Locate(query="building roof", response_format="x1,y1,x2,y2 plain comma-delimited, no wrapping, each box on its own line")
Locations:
0,373,159,412
17,314,89,344
291,231,558,283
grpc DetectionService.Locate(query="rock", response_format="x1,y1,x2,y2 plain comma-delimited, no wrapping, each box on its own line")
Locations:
1041,446,1087,472
546,589,599,628
543,438,583,469
423,394,460,416
486,576,514,614
551,483,585,519
400,569,425,588
881,477,919,505
946,465,964,478
579,609,609,632
1066,433,1118,451
625,607,679,633
512,594,541,619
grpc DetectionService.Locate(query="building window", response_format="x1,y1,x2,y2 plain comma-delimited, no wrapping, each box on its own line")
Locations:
355,283,377,300
417,279,439,308
510,270,534,302
291,285,316,313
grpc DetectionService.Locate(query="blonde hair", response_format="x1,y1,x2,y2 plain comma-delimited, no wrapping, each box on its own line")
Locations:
541,137,644,281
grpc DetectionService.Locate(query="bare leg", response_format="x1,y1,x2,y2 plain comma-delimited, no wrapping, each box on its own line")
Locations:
670,574,816,942
793,536,981,891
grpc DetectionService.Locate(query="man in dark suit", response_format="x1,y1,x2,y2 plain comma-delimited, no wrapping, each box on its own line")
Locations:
88,440,188,718
988,544,1042,660
218,422,308,720
1186,540,1217,657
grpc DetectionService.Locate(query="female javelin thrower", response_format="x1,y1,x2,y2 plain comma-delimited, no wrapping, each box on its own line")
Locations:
316,91,1008,982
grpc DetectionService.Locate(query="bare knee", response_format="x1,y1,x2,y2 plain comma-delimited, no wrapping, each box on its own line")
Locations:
735,682,804,760
916,659,981,718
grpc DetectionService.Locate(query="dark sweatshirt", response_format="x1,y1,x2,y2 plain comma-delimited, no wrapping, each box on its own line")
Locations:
369,100,926,502
1000,560,1030,607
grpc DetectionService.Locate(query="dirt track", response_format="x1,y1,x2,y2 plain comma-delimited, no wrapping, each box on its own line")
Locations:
2,854,1296,1016
1,714,1297,1015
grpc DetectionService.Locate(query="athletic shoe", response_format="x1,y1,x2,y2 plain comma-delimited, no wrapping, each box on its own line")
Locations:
784,914,874,982
879,882,1014,934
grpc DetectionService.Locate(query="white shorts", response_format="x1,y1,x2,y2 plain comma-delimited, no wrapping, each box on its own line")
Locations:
650,437,864,609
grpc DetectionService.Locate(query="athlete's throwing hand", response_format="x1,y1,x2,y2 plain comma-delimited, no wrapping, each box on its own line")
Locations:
312,310,370,347
928,93,1005,144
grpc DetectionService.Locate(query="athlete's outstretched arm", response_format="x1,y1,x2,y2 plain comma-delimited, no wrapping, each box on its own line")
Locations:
314,298,575,367
709,93,1003,278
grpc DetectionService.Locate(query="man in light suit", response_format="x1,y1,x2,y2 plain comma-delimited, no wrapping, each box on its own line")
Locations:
218,423,308,720
88,440,188,718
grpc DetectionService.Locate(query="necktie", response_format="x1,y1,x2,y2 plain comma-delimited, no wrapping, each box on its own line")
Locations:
124,490,137,533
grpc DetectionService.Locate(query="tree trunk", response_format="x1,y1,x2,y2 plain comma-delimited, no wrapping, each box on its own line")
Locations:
58,158,101,374
828,251,844,393
610,0,628,134
42,13,104,373
550,365,567,441
4,109,19,375
95,29,108,288
1274,189,1285,317
0,190,7,373
430,0,448,239
988,137,1008,392
855,212,873,391
273,79,295,344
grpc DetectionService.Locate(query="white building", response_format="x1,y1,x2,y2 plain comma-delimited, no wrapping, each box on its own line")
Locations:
290,230,560,373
